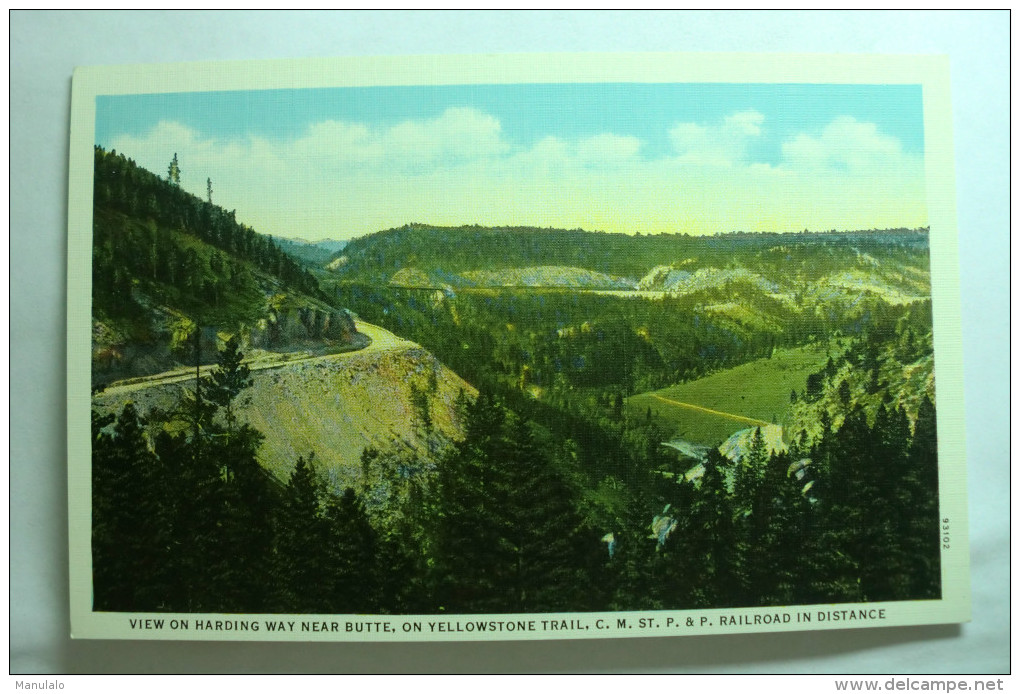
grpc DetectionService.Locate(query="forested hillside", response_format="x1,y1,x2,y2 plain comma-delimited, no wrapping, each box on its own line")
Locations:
328,222,929,290
92,146,355,383
94,332,940,613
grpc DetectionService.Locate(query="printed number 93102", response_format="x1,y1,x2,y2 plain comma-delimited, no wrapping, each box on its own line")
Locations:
942,518,950,550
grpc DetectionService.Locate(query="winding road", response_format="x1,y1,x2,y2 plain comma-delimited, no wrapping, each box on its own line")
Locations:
99,321,417,397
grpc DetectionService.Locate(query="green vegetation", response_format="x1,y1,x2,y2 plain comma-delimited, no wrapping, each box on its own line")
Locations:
329,222,929,288
95,336,940,612
92,146,355,383
94,147,326,321
626,345,830,445
92,150,942,615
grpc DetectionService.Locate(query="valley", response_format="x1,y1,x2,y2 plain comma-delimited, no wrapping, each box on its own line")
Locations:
626,344,830,446
90,146,943,616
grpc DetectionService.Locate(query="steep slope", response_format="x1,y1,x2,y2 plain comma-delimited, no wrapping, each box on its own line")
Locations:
93,323,476,485
459,265,637,289
92,147,359,383
785,328,936,443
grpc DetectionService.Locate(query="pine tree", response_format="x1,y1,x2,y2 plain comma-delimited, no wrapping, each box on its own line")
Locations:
214,422,274,611
92,404,170,611
807,409,859,604
201,334,252,440
731,427,769,605
429,394,600,613
906,395,941,599
154,428,225,612
155,336,272,612
322,487,379,613
863,403,914,601
274,455,327,612
500,412,597,612
167,153,181,187
755,451,811,605
684,449,740,607
606,484,660,611
430,394,510,612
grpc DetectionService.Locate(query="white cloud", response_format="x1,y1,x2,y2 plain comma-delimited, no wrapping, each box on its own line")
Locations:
575,133,642,166
780,116,907,172
668,109,765,166
725,110,765,136
107,109,926,239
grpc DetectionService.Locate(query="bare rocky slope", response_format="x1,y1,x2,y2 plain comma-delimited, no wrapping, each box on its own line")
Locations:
93,326,475,486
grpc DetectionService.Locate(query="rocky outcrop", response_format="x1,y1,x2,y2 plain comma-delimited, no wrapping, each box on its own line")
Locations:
93,300,362,384
250,306,357,350
92,314,222,386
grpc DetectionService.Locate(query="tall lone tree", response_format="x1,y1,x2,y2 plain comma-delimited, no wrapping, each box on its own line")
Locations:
206,177,213,204
167,153,181,187
202,334,252,439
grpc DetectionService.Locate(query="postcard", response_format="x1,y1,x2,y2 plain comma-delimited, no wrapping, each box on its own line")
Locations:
67,52,969,641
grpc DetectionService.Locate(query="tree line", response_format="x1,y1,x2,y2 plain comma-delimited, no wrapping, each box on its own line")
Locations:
333,222,929,285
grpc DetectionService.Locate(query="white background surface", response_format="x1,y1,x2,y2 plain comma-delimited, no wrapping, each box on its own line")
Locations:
10,10,1009,674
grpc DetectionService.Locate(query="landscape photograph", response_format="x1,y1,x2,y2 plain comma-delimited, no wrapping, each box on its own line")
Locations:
86,78,943,620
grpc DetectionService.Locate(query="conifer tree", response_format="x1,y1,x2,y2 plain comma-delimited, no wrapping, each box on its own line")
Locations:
322,487,379,613
863,403,914,601
683,449,739,607
430,394,601,613
606,480,662,611
274,454,327,612
755,451,811,606
819,405,872,603
201,334,252,440
155,336,271,612
153,427,226,612
732,427,769,605
167,153,181,187
906,395,941,599
92,404,170,611
431,394,510,612
500,412,596,612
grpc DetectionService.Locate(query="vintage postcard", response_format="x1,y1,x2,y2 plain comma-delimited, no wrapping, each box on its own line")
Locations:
68,53,969,641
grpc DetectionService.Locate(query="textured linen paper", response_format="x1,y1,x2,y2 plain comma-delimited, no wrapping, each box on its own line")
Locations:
68,52,968,641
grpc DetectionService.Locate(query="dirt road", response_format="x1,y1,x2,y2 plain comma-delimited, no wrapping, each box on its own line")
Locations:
649,393,771,428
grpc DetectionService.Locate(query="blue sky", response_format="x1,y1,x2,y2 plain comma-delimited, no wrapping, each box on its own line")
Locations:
97,82,927,239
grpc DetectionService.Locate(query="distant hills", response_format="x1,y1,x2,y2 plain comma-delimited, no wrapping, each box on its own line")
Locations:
269,235,348,266
325,223,930,300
